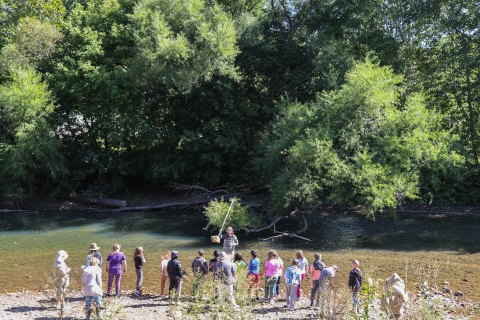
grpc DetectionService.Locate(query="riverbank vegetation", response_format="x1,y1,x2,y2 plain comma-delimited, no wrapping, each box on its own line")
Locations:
1,0,479,216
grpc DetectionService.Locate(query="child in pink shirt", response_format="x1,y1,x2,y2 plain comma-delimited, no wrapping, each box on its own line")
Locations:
263,250,283,303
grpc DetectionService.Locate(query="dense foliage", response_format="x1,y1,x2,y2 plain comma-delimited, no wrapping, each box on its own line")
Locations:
0,0,479,214
204,197,260,230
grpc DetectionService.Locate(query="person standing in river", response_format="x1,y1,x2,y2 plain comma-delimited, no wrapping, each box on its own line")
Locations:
105,243,127,297
53,250,70,310
219,227,239,258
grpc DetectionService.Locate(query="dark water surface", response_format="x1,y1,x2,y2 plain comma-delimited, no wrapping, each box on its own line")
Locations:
1,210,479,295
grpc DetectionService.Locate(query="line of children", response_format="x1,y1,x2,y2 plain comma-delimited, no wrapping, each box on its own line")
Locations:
54,245,362,314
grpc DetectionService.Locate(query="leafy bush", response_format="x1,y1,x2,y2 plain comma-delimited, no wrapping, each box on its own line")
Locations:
203,197,260,230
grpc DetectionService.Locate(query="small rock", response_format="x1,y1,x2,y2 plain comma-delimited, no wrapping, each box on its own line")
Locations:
454,291,463,296
443,287,451,293
443,281,450,285
463,278,469,282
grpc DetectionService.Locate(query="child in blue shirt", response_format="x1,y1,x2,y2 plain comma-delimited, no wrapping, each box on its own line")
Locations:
284,259,302,311
247,250,260,298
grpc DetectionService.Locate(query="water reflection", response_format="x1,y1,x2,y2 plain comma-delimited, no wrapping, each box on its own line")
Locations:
1,210,480,252
2,210,480,296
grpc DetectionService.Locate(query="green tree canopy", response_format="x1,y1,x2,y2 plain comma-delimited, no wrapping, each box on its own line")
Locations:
256,59,463,217
0,66,65,194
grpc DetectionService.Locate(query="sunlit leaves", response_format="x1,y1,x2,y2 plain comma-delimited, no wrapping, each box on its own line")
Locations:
0,66,65,193
259,59,463,217
132,0,238,92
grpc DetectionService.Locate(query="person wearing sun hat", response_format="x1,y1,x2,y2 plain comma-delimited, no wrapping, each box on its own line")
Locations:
86,243,103,269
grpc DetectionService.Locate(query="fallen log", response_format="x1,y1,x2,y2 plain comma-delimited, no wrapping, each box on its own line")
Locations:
94,186,266,212
101,199,212,212
58,194,126,208
0,209,38,213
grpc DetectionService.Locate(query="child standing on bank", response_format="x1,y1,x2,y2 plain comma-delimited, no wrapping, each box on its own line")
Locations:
247,250,260,298
133,247,146,296
160,251,171,298
284,259,302,311
348,260,362,313
234,252,246,269
296,250,308,298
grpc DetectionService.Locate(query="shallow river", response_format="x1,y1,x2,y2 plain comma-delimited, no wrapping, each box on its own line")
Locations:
1,210,479,300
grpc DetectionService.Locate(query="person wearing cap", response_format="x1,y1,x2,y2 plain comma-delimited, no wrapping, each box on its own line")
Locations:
316,264,339,311
167,251,183,302
86,243,103,269
348,260,362,313
54,250,70,310
216,251,238,308
191,249,209,298
218,227,239,258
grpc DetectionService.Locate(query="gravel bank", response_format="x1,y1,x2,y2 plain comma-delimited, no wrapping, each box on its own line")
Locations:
0,289,478,320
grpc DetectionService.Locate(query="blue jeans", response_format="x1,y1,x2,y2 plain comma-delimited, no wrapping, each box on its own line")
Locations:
276,276,281,295
352,291,358,309
85,295,102,308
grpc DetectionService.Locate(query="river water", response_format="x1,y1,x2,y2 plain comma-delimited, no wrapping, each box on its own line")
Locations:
1,210,479,299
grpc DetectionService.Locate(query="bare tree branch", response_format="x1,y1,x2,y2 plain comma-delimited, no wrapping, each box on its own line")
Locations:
259,232,311,242
257,213,311,241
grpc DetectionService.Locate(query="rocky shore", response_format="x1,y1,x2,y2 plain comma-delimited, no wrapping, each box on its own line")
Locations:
0,288,478,320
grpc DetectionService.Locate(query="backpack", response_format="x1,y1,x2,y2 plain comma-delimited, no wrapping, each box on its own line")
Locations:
285,266,300,285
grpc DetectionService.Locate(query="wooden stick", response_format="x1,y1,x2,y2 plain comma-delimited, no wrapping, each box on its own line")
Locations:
219,198,235,236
